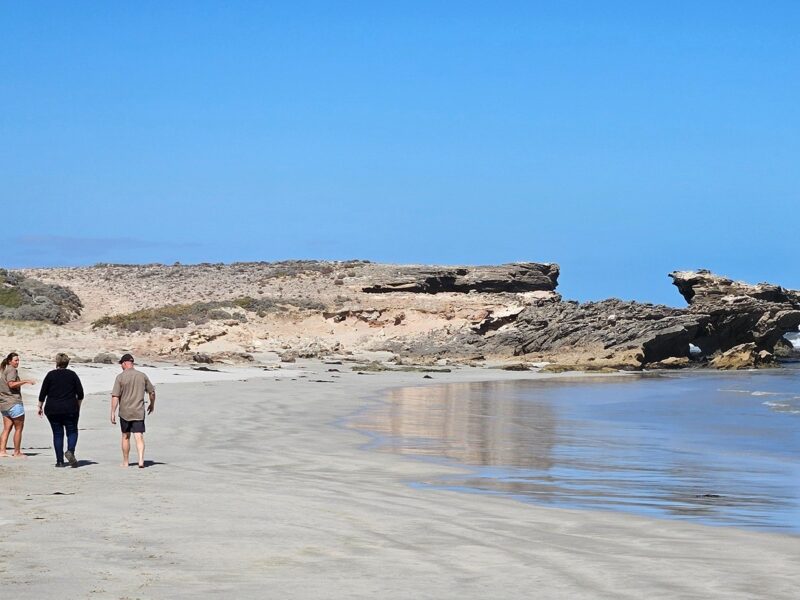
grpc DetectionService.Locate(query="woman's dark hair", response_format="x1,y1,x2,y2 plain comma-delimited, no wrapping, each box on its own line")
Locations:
0,352,18,370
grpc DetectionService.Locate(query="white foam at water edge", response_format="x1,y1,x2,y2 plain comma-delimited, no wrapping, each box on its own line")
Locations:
763,400,800,414
723,388,793,398
786,331,800,349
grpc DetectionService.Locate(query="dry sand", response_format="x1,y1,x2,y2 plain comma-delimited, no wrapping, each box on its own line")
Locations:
1,361,798,599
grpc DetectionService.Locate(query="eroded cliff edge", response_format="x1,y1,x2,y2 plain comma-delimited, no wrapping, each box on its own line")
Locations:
9,261,800,370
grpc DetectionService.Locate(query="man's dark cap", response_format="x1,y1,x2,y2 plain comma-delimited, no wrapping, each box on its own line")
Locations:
119,353,135,364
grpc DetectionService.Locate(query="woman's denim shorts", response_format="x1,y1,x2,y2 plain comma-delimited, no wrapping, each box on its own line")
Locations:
1,403,25,419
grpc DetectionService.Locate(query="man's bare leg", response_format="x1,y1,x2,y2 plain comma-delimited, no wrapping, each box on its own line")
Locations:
134,432,145,468
0,415,11,457
11,416,25,457
120,432,131,467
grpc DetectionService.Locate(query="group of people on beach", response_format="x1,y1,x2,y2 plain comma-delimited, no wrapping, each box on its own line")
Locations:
0,352,156,468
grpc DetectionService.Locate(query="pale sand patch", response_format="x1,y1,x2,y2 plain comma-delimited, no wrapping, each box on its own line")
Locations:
1,363,798,599
18,359,303,397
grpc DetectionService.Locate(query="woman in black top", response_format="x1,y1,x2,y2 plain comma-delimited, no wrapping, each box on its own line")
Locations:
38,353,84,467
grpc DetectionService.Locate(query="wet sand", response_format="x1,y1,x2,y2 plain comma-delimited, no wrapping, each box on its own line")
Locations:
351,372,800,532
1,362,799,599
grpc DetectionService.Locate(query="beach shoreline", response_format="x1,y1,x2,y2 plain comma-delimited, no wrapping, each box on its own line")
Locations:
1,361,798,598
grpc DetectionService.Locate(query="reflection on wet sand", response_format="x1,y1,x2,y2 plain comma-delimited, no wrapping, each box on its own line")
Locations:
351,374,800,532
360,381,557,470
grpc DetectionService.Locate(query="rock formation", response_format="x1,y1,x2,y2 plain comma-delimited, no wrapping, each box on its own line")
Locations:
669,270,800,357
362,262,560,295
388,270,800,371
468,298,706,369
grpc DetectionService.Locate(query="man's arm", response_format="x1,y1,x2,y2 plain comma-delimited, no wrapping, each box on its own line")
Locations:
147,390,156,414
110,396,120,424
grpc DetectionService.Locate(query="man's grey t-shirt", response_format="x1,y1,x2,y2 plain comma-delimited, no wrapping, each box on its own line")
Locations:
111,368,155,421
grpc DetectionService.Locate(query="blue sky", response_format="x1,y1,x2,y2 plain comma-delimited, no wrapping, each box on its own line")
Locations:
1,2,797,305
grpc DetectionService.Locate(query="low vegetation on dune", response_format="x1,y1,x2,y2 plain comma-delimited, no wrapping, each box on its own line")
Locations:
0,269,83,324
250,259,369,279
92,296,326,332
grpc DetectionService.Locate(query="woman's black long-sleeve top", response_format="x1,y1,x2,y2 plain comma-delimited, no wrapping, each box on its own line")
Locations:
38,368,84,416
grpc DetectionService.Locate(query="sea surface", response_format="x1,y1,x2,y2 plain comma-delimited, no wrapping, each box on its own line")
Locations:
351,364,800,533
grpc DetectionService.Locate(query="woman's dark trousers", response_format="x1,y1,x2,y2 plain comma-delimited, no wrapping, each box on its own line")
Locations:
47,412,79,464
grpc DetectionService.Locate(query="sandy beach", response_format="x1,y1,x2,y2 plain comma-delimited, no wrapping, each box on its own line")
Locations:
1,361,799,599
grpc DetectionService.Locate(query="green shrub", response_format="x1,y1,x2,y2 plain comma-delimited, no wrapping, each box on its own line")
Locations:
94,295,326,332
0,269,82,323
93,302,234,332
0,287,23,308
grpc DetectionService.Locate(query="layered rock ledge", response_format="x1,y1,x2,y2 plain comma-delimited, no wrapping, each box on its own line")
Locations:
362,262,560,295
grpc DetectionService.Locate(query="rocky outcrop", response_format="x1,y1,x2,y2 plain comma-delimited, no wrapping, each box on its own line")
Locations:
670,270,800,356
381,298,705,370
362,262,560,295
670,270,799,305
479,300,702,362
384,270,800,371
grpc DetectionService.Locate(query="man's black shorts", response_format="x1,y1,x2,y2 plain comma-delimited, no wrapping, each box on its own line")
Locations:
120,418,145,433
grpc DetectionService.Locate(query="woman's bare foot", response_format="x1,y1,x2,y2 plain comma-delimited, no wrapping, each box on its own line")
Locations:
120,462,129,468
0,453,9,458
12,453,26,458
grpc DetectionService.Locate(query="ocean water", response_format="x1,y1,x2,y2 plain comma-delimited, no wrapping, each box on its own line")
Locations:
787,331,800,348
351,364,800,533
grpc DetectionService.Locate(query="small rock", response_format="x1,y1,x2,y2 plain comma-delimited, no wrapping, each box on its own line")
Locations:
710,343,775,370
647,356,690,369
93,352,117,364
499,363,530,371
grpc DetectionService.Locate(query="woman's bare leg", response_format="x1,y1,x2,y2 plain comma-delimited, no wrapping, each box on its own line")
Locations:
11,415,25,456
0,414,11,456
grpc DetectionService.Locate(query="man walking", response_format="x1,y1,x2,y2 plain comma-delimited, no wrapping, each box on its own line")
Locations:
110,354,156,468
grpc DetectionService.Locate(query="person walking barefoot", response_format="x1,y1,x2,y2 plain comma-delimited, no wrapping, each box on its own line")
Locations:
0,352,36,458
110,354,155,468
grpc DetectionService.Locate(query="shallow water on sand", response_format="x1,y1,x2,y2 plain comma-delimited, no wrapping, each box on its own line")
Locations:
351,365,800,533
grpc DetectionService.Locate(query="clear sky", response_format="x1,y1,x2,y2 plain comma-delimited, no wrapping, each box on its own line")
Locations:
1,1,797,306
